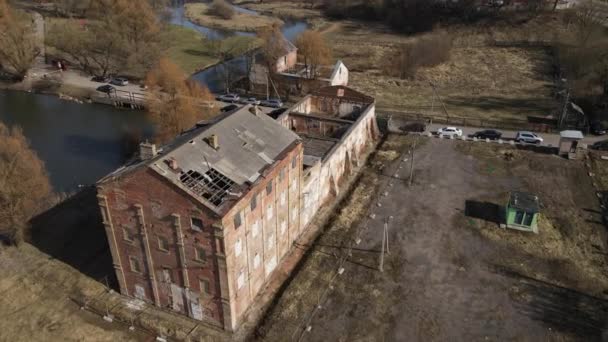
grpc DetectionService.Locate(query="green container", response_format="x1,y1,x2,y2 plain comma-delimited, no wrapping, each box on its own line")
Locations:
505,191,540,234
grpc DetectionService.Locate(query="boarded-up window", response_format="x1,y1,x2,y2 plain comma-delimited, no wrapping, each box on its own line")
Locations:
199,278,210,294
157,235,170,251
162,267,173,283
237,270,245,289
235,239,242,257
123,227,135,242
254,253,260,269
281,191,286,206
291,156,297,169
252,220,259,237
266,181,273,195
280,220,287,235
251,193,258,211
267,234,274,250
279,168,285,182
129,256,141,273
233,211,242,229
267,204,273,220
195,247,206,262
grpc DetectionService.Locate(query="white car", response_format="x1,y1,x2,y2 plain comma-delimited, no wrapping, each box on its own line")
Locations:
516,131,543,144
437,126,463,138
216,93,240,103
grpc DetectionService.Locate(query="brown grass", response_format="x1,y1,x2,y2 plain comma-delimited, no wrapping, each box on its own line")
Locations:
184,3,283,32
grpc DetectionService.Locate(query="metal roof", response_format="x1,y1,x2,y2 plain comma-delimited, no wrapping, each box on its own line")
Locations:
508,191,540,213
559,130,584,139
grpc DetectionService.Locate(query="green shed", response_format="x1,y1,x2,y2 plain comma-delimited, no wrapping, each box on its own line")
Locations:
505,192,540,234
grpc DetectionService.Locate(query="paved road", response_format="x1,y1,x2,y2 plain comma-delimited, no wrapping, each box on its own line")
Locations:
427,123,607,147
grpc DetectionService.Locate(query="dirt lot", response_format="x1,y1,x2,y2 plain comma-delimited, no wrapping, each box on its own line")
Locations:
254,135,608,341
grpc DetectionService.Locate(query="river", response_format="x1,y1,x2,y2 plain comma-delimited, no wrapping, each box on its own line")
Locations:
0,91,153,192
0,3,308,192
170,1,309,93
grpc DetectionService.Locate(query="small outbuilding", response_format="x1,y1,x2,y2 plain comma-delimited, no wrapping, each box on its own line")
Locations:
559,130,584,159
505,191,540,234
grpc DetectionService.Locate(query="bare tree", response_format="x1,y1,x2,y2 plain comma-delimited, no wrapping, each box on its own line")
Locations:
0,123,51,245
0,0,39,80
296,30,332,79
257,23,287,95
146,58,215,143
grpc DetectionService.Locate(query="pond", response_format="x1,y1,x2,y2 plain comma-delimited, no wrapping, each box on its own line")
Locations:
0,91,154,193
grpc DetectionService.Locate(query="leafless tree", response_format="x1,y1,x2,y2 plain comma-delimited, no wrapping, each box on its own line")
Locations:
0,123,51,245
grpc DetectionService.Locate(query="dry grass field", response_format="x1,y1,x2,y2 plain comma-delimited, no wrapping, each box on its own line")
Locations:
324,16,564,122
185,3,282,32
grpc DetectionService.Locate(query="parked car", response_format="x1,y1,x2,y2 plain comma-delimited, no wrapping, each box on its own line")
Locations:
590,140,608,151
240,97,261,105
436,126,463,138
216,93,240,103
515,131,543,144
590,121,606,135
96,85,115,93
91,75,110,83
260,98,283,108
220,104,239,112
110,77,129,86
472,129,502,140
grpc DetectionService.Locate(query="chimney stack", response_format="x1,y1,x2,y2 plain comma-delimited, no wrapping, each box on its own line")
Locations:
208,134,219,149
139,141,157,160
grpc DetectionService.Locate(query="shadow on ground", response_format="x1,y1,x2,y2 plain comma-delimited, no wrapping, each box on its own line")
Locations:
494,265,608,339
465,200,504,224
29,186,117,289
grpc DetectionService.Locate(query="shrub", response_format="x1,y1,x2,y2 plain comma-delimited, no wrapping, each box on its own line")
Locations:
383,32,453,79
209,0,235,20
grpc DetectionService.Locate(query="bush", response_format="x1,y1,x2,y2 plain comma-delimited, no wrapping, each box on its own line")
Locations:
383,32,453,79
209,0,235,20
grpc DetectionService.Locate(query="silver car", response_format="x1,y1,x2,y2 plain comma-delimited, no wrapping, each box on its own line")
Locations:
515,131,543,144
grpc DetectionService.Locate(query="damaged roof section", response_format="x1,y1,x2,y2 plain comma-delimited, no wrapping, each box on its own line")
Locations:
101,106,300,214
278,86,375,164
154,106,300,212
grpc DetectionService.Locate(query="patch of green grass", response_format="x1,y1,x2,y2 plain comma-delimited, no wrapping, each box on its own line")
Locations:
163,24,259,75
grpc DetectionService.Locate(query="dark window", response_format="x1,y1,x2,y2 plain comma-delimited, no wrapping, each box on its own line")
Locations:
233,211,242,228
514,211,525,225
191,217,203,231
279,168,285,182
157,236,170,251
266,181,273,195
291,156,297,169
129,256,141,273
123,227,135,242
195,247,207,262
523,213,534,226
251,193,258,211
199,278,210,294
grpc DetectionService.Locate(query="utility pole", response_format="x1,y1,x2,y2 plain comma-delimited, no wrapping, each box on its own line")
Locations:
430,82,449,120
559,88,570,129
409,137,417,187
379,218,389,272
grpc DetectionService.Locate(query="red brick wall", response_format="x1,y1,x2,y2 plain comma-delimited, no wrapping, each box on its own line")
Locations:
98,168,224,326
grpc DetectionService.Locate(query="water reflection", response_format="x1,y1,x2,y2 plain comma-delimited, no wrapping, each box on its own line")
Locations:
0,91,154,192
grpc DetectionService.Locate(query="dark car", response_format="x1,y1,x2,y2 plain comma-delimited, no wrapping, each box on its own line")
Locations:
590,121,606,135
591,140,608,151
96,84,115,93
91,75,110,83
220,104,239,112
268,108,287,119
472,129,502,140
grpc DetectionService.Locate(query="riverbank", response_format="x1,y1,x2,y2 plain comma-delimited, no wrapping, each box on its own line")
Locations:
232,0,328,30
184,3,283,32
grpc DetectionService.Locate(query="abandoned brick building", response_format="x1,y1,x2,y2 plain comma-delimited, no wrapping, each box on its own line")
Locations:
95,85,378,331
